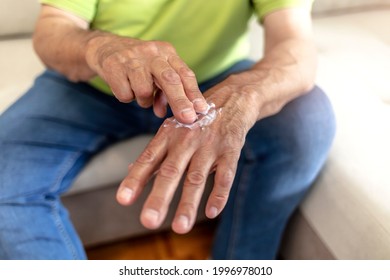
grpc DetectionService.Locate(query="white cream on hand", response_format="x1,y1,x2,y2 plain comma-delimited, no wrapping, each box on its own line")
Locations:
164,102,222,130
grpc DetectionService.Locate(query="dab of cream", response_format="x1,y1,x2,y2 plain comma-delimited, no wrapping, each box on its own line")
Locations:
164,102,222,129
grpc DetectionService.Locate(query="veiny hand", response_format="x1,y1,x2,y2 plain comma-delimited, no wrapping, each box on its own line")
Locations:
86,36,208,123
116,73,261,234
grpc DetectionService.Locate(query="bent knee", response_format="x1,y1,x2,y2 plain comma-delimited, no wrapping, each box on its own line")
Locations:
245,86,336,166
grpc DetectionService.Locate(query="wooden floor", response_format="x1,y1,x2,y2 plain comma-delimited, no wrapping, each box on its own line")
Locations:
86,221,217,260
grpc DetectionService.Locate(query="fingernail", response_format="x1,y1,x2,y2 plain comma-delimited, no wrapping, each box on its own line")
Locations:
118,187,133,203
177,215,189,229
192,98,208,113
143,208,160,225
209,206,218,219
181,108,196,122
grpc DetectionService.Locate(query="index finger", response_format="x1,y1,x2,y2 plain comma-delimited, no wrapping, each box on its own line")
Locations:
151,58,197,124
168,55,209,114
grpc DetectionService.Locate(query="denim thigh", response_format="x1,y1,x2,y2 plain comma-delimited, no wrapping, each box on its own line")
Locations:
0,70,160,259
212,85,336,259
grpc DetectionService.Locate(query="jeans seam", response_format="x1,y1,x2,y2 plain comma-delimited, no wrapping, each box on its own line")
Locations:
226,146,255,259
48,151,84,259
50,200,79,259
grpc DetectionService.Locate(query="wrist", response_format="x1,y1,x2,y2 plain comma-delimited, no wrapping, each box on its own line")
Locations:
85,32,111,72
205,78,261,134
85,31,125,72
225,69,266,121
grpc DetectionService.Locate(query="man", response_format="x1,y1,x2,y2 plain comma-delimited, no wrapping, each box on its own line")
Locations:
0,0,335,259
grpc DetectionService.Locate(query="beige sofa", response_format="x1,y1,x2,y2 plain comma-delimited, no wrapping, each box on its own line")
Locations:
1,0,390,259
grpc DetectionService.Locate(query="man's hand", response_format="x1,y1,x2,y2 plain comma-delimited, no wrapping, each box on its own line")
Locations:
33,5,208,124
116,6,317,234
85,37,208,123
33,3,316,234
116,72,260,234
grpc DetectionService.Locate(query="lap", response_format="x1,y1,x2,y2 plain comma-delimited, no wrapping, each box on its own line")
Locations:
245,85,336,164
0,67,335,202
238,85,336,201
0,70,160,201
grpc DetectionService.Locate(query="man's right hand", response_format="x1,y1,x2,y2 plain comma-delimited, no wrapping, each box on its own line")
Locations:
34,5,208,124
85,36,208,123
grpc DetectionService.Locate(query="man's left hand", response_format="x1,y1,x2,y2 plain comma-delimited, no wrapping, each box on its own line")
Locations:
116,72,261,234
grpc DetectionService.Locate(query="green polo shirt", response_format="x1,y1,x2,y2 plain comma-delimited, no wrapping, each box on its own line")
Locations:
40,0,313,94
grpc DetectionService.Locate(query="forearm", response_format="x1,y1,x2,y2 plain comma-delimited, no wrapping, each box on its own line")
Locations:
33,12,90,81
251,36,317,120
215,7,317,122
32,6,128,82
33,5,208,122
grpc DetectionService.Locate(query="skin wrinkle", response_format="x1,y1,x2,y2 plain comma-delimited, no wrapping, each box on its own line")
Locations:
137,149,156,164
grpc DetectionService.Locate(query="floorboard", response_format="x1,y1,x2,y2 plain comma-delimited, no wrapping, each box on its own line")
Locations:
86,221,216,260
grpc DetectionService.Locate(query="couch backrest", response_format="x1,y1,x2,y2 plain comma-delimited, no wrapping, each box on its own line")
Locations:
0,0,40,37
313,0,390,13
0,0,389,37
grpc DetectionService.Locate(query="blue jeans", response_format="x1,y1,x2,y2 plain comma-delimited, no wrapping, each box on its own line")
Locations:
0,60,335,259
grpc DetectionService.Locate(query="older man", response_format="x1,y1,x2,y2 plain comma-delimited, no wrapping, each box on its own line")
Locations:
0,0,335,259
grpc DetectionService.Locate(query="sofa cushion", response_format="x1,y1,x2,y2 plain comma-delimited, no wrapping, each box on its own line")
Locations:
0,1,40,37
68,136,153,195
0,38,44,113
314,10,390,105
299,9,390,259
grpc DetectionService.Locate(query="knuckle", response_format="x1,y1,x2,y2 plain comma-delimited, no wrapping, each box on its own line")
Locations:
137,149,156,164
186,170,206,186
104,52,128,68
159,162,181,179
144,41,160,55
216,170,234,190
126,58,143,70
161,69,181,84
218,169,235,188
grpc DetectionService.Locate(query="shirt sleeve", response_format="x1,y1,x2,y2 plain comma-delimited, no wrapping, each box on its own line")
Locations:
39,0,98,22
252,0,314,23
